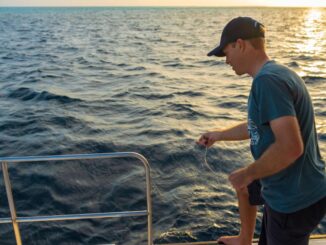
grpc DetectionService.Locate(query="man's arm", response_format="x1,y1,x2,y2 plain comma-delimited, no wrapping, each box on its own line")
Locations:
229,116,304,190
197,121,249,147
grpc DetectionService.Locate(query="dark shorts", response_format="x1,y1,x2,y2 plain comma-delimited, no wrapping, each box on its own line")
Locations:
258,196,326,245
247,179,265,206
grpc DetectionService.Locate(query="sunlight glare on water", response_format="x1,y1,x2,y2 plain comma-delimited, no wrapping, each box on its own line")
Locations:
297,9,324,55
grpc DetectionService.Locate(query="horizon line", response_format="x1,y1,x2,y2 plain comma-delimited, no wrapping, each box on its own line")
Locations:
1,5,325,8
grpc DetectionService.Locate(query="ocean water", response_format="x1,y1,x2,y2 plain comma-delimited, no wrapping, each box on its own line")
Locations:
0,7,325,244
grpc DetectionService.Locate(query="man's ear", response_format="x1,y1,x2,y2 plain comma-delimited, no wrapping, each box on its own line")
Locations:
236,38,246,53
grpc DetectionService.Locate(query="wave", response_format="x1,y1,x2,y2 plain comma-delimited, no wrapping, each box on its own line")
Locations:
218,101,247,112
133,93,174,100
8,87,82,104
287,61,300,67
163,62,197,69
155,230,197,243
111,91,130,98
293,55,314,61
233,94,248,99
74,56,91,65
167,103,205,119
135,128,185,138
0,118,39,133
57,46,79,52
161,59,199,69
319,133,326,142
72,140,118,154
315,110,326,117
96,49,110,55
195,60,225,66
116,63,129,67
125,66,146,71
302,76,326,84
116,71,165,79
174,91,204,97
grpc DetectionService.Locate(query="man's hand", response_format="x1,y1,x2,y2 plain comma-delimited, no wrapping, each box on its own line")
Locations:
229,166,253,191
196,122,249,147
197,131,220,147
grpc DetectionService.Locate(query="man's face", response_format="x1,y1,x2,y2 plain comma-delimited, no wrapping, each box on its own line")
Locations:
223,42,246,76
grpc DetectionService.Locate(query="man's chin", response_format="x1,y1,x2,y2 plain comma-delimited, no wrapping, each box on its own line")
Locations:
235,70,245,76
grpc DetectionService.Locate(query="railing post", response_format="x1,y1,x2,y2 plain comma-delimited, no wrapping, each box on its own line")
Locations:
2,161,22,245
129,152,153,245
140,155,153,245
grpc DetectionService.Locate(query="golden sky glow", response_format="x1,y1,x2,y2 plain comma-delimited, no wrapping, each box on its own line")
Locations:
264,0,326,7
1,0,326,7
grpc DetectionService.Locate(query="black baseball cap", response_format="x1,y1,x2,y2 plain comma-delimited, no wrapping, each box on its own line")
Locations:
207,17,265,57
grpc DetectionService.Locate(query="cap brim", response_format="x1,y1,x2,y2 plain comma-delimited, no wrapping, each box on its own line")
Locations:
207,45,225,57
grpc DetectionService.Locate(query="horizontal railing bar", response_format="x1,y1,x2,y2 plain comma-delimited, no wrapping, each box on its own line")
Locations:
0,210,148,224
0,152,146,163
0,217,11,224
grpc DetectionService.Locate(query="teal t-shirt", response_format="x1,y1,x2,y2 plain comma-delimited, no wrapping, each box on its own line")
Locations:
248,60,326,213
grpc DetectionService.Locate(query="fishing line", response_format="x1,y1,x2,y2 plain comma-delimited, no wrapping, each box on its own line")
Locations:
152,146,217,200
203,146,215,173
152,177,164,199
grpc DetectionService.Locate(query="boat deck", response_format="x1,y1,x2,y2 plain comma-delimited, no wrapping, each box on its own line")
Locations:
158,235,326,245
159,240,325,245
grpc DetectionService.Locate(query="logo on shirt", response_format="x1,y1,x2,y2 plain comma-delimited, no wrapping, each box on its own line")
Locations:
248,118,260,145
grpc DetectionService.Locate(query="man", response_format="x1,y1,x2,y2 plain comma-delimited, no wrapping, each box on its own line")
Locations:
197,17,326,245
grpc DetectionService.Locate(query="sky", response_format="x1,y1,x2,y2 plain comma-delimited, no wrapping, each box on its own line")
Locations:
0,0,326,7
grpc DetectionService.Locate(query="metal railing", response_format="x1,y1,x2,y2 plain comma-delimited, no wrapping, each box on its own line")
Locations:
0,152,153,245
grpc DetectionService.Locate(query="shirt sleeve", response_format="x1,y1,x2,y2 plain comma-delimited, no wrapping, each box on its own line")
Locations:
253,75,296,125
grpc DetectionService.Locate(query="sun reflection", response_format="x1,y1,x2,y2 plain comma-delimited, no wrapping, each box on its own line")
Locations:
296,9,324,54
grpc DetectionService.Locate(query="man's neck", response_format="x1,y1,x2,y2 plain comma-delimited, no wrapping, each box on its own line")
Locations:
248,52,270,77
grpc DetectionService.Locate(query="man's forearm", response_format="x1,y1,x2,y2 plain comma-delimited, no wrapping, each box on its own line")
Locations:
247,140,303,181
246,116,304,180
228,116,304,190
218,122,250,141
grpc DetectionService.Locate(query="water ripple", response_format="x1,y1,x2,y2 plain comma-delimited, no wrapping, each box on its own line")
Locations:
8,87,82,104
